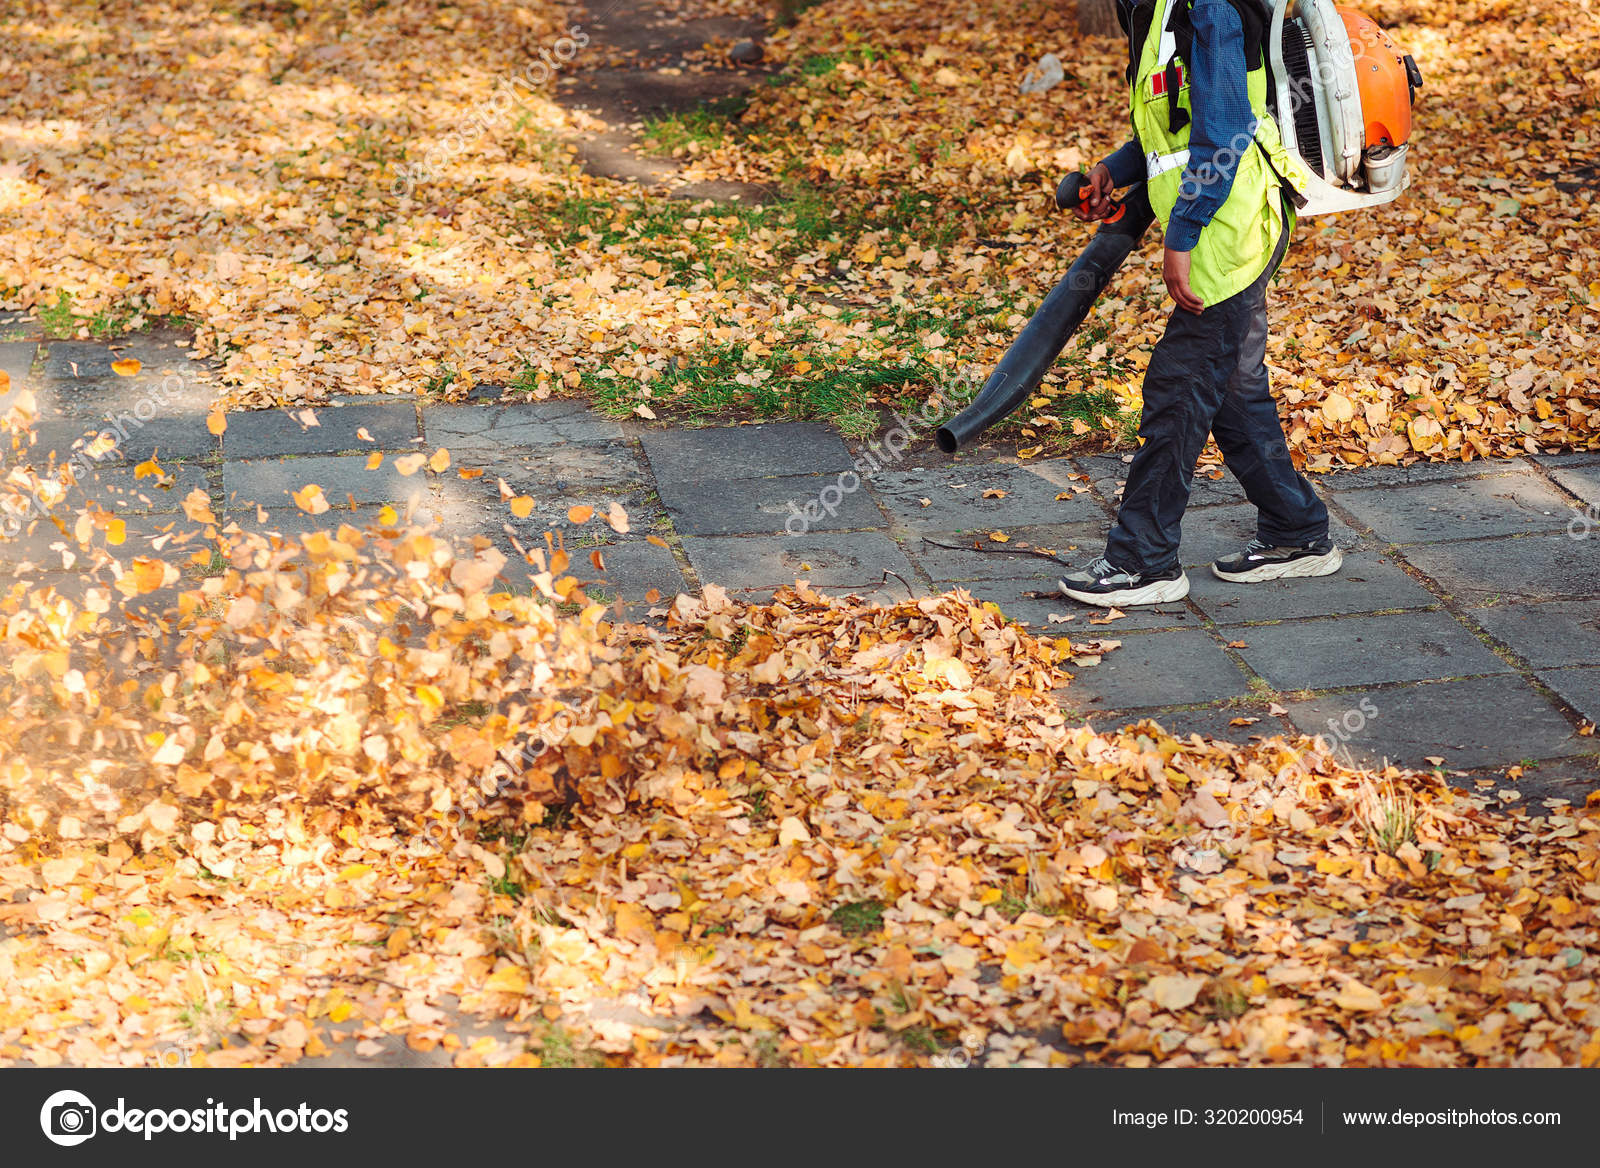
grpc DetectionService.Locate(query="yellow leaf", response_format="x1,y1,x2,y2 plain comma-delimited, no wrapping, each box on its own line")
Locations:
567,504,594,524
377,504,398,526
337,863,373,881
1321,392,1355,423
292,484,328,514
1017,444,1043,459
105,518,126,546
366,452,383,470
206,409,227,436
429,447,451,473
483,966,531,995
394,453,426,475
510,496,534,518
111,357,141,376
988,531,1009,543
415,684,444,711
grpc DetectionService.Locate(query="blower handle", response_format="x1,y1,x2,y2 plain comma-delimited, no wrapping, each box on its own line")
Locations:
1056,171,1126,224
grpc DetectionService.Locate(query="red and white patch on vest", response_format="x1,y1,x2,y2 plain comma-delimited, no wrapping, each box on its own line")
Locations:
1150,63,1186,97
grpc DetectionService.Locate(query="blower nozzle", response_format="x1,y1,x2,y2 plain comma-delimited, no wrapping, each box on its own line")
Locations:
935,182,1155,454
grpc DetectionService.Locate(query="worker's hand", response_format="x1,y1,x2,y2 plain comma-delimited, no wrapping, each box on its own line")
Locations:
1072,163,1117,222
1163,246,1205,314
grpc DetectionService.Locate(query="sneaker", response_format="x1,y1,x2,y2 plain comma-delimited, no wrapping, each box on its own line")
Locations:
1058,557,1190,607
1212,537,1344,582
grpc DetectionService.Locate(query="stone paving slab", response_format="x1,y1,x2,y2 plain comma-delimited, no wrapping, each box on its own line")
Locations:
1109,702,1295,747
41,334,207,383
0,511,213,568
656,471,883,536
1328,470,1576,543
223,403,418,456
871,463,1102,533
422,401,625,453
915,523,1104,583
1537,667,1600,725
1187,550,1436,623
1401,533,1600,603
1284,676,1592,770
567,538,689,609
1171,503,1362,568
973,578,1197,634
1550,463,1600,509
446,443,644,490
1057,629,1254,712
1077,452,1249,509
679,530,918,591
224,454,435,510
1470,600,1600,669
56,462,213,515
640,421,852,484
0,342,36,411
1311,458,1531,490
1232,610,1512,691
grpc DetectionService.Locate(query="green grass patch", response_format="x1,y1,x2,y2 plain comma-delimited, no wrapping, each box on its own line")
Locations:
830,898,885,937
639,95,749,156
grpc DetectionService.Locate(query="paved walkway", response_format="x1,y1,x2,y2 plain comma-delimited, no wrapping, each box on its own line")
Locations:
4,328,1598,805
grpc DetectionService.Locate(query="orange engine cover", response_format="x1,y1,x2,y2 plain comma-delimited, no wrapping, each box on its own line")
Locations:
1338,8,1413,149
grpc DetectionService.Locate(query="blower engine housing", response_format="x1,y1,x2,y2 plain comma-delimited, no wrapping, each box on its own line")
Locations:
1268,0,1422,215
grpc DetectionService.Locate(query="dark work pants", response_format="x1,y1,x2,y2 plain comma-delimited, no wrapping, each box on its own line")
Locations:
1104,229,1328,575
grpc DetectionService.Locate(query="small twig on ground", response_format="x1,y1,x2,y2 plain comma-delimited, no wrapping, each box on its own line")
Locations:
306,972,411,995
920,537,1076,568
878,568,914,596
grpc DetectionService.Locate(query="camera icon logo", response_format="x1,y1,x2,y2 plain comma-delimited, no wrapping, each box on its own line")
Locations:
39,1089,97,1146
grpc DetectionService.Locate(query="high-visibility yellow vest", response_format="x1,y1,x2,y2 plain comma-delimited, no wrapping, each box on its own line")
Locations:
1129,0,1310,303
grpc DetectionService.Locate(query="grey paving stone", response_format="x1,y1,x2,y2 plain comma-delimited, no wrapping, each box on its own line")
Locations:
0,342,37,413
31,362,216,422
914,522,1104,583
1402,533,1600,603
964,577,1197,633
224,454,435,510
222,404,418,456
1328,470,1575,543
0,510,214,568
40,333,208,383
1173,504,1361,568
0,312,38,342
680,531,918,591
1550,463,1600,509
449,442,644,491
1313,458,1530,490
658,471,884,536
1057,629,1253,712
1076,452,1248,508
1533,451,1600,470
1099,702,1295,747
13,413,217,463
871,462,1102,533
1537,667,1600,725
426,477,666,544
223,502,390,541
567,538,689,609
422,401,624,453
49,462,213,515
1232,610,1512,691
1188,550,1437,623
1285,676,1590,770
640,422,852,485
1470,600,1600,669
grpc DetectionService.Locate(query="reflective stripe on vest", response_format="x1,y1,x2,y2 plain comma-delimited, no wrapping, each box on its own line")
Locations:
1145,147,1190,179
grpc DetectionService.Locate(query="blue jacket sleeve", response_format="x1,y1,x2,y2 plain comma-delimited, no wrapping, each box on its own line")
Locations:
1166,0,1258,251
1101,138,1145,189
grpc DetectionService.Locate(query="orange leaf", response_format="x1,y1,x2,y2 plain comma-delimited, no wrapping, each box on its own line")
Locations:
567,505,594,524
429,448,451,473
510,496,534,518
206,409,227,436
111,357,141,376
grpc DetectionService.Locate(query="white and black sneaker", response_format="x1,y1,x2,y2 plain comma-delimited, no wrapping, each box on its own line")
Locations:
1212,537,1344,583
1058,557,1190,607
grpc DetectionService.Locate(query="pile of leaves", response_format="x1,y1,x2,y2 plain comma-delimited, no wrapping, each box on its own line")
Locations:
1,0,1594,463
1,490,1596,1064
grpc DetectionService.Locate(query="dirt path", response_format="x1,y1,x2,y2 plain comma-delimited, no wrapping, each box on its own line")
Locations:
556,0,776,201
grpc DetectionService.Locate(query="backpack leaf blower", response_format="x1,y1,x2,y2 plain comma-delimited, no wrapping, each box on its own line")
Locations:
936,0,1419,453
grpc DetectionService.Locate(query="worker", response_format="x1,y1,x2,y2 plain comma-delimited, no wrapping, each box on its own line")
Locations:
1057,0,1342,607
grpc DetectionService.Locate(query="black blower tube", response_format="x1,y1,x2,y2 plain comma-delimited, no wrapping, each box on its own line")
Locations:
935,182,1156,454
